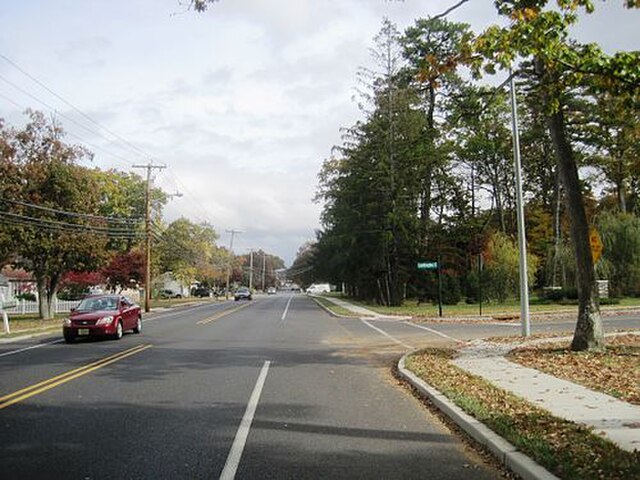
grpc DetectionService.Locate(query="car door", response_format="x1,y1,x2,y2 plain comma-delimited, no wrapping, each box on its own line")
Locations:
119,297,134,329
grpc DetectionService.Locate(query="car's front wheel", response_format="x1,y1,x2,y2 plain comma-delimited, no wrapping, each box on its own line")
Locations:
63,332,75,343
113,321,123,340
133,316,142,334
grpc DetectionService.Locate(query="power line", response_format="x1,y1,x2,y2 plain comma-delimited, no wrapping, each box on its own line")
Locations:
0,78,135,168
0,198,143,224
0,211,142,234
0,54,221,233
0,52,149,160
0,213,143,239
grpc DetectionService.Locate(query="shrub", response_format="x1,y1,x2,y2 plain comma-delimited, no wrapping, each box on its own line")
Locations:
16,292,36,302
541,287,565,301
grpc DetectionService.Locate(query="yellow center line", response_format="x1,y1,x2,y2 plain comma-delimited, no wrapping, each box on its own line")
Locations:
0,344,152,410
197,302,252,325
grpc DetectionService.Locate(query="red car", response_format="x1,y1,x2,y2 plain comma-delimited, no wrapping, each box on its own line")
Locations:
63,295,142,343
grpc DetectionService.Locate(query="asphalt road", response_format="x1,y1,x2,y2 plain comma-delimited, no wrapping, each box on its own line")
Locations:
1,295,638,479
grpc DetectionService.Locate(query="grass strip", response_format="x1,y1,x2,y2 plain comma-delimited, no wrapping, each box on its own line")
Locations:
312,297,359,317
347,297,640,318
406,349,640,480
2,316,62,338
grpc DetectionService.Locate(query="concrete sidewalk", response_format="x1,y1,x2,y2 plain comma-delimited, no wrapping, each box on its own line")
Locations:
452,340,640,453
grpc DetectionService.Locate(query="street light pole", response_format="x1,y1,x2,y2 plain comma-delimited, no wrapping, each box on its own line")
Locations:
509,70,530,337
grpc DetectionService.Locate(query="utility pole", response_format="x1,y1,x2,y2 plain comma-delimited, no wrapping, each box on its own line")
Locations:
225,229,242,299
509,70,530,337
133,162,166,313
261,251,266,292
248,249,254,291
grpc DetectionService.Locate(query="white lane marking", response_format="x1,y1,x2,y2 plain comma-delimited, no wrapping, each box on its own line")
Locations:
0,339,64,358
280,296,293,323
219,360,271,480
403,321,461,342
361,319,414,350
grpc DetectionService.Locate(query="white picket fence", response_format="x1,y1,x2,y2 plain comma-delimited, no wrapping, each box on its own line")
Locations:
4,298,80,315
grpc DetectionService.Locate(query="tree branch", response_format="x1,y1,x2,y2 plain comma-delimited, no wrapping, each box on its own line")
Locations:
432,0,472,20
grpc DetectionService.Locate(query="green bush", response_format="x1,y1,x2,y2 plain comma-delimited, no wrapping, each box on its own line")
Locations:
564,287,578,300
541,287,564,301
16,292,36,302
598,297,621,305
441,273,462,305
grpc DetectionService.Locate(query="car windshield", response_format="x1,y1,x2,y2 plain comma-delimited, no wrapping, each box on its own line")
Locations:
237,288,249,293
76,297,118,312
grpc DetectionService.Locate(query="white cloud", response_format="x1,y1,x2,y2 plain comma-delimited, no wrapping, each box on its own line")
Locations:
0,0,637,264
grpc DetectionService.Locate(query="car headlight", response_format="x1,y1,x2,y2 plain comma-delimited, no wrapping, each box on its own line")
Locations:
96,316,114,326
63,318,72,327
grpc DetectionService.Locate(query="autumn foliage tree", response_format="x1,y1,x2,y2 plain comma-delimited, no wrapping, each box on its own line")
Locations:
0,111,111,318
101,250,145,293
472,0,639,350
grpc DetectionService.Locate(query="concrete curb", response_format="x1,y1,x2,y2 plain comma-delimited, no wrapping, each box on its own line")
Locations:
0,329,59,344
397,353,560,480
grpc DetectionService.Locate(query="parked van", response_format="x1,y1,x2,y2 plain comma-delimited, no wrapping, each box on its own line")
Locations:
306,283,331,294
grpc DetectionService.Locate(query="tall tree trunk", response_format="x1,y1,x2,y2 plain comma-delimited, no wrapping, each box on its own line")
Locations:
36,275,58,320
547,108,604,351
616,155,627,213
535,57,604,351
552,170,562,287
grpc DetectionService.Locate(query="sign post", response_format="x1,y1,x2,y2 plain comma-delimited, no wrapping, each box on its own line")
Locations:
437,256,443,317
478,254,483,316
417,261,438,270
417,260,441,317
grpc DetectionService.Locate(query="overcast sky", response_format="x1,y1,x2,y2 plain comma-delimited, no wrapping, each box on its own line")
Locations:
0,1,637,265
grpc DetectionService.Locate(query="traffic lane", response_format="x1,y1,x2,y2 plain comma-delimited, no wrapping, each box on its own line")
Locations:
0,299,284,479
243,361,497,479
0,341,270,479
235,296,499,479
0,300,239,398
0,299,228,354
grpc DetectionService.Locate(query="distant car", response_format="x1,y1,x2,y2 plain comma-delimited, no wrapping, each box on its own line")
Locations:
267,287,277,295
160,289,182,299
234,287,252,301
62,295,142,343
192,287,212,298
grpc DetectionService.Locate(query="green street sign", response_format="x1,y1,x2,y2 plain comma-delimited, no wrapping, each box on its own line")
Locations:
417,261,438,270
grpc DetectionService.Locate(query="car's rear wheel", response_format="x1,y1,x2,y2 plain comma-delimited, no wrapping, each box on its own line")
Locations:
63,332,75,343
133,316,142,334
113,321,123,340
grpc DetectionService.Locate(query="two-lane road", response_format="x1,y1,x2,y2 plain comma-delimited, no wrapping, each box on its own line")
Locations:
1,295,502,479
